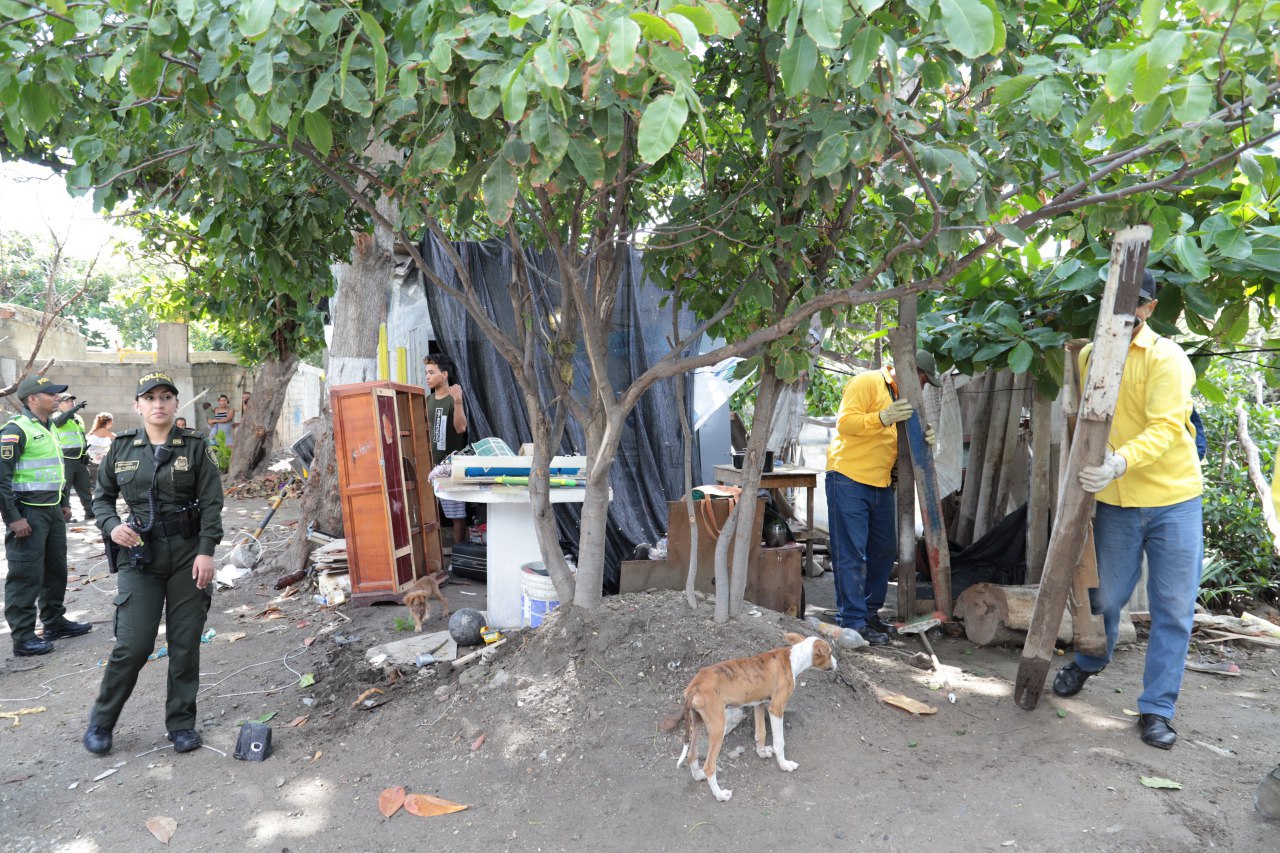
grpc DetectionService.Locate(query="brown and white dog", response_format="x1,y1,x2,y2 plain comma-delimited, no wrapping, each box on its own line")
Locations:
676,632,836,802
402,575,449,632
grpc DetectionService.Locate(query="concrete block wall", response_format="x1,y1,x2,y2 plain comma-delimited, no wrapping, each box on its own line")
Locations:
0,304,87,362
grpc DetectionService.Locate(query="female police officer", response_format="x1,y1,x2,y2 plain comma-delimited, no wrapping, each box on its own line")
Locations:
83,372,224,755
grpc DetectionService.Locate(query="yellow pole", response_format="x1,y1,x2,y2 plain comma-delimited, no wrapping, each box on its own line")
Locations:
395,346,407,384
376,323,389,381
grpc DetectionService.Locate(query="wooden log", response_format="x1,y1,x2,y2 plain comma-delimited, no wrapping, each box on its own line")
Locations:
1069,521,1108,656
888,307,952,617
1015,225,1150,710
973,370,1013,541
955,370,993,545
956,583,1135,647
1026,389,1053,584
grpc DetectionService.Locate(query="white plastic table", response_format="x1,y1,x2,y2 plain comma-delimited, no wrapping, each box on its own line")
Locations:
433,484,589,629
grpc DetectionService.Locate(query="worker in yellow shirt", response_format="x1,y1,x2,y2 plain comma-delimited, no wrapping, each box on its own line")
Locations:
1052,271,1202,751
825,351,939,645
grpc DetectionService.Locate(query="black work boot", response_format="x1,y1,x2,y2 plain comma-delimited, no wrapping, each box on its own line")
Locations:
13,637,54,657
83,720,113,755
1052,662,1100,697
1137,714,1177,749
42,619,92,640
168,729,203,753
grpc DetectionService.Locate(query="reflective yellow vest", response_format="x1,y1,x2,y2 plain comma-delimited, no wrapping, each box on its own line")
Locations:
7,415,66,505
54,416,86,458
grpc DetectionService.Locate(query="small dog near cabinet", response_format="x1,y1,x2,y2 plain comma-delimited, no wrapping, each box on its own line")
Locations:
677,632,835,802
402,575,449,632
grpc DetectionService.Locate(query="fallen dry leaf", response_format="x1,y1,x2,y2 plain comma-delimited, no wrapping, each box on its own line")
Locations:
470,733,486,752
145,816,177,844
403,793,469,817
284,715,309,728
351,688,385,708
878,692,938,716
254,605,283,619
311,750,322,762
303,636,317,647
222,631,248,643
280,585,300,599
296,620,310,628
379,786,406,818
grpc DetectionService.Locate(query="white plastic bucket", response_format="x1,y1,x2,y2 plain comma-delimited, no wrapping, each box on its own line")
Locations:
520,562,560,628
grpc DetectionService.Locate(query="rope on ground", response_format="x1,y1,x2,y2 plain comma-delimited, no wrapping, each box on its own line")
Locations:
0,666,100,704
197,644,311,699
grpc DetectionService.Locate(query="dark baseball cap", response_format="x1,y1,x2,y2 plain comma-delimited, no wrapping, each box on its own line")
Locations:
135,371,179,397
1139,270,1158,302
59,392,76,401
915,350,942,387
15,375,68,400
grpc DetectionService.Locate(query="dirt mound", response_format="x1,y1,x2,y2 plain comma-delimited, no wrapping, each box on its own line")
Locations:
309,590,887,761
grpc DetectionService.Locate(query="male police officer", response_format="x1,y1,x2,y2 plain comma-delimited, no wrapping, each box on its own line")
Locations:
1,375,91,656
52,392,93,521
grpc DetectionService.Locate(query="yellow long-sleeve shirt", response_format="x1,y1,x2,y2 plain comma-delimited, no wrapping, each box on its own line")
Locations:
825,367,900,487
1081,324,1202,508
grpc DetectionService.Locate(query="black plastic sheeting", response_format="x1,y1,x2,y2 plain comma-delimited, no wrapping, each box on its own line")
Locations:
948,503,1028,601
417,235,702,593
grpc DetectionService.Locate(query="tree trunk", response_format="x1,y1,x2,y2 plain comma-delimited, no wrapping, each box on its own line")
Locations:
285,142,398,574
1235,403,1280,557
955,582,1135,647
712,498,740,624
895,419,917,620
726,364,782,618
228,353,299,483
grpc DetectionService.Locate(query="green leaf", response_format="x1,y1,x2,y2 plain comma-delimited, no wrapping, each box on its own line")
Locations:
1171,77,1212,123
129,48,163,99
1027,79,1062,121
779,36,818,98
1181,283,1216,317
1174,235,1210,282
338,26,360,96
73,7,102,32
846,26,881,88
1213,227,1252,261
670,4,716,35
703,0,742,37
304,111,332,156
1139,776,1183,790
666,13,701,50
527,106,570,172
977,0,1005,54
811,133,851,178
1008,340,1034,374
482,157,518,225
18,83,56,132
936,0,995,59
420,129,456,172
802,0,843,49
607,16,641,73
1140,0,1162,37
303,74,334,113
569,8,601,61
995,223,1029,245
1131,53,1168,105
360,12,389,100
238,0,277,40
297,672,315,688
256,710,279,723
248,51,275,96
1195,378,1226,405
632,12,680,43
502,68,529,122
991,75,1035,106
533,42,570,88
567,135,605,188
1105,51,1140,100
637,92,688,163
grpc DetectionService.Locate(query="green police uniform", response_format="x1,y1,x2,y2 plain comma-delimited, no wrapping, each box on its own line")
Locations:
53,405,93,519
0,408,72,645
89,425,224,734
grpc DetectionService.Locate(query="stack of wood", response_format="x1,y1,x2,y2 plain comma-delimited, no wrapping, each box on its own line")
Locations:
311,538,349,573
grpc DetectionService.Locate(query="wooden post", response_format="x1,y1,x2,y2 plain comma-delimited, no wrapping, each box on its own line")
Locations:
888,297,952,618
1014,225,1151,710
972,370,1013,541
896,425,917,620
1025,389,1053,584
955,369,993,545
997,380,1029,516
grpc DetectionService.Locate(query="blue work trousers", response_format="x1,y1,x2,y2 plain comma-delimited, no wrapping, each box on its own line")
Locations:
825,471,897,631
1075,497,1203,719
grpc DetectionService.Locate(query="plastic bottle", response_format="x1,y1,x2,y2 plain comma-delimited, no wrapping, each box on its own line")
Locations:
200,628,217,643
805,616,869,650
1256,765,1280,819
313,594,329,606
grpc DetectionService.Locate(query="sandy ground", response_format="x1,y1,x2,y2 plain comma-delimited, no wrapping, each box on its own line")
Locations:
2,495,1279,853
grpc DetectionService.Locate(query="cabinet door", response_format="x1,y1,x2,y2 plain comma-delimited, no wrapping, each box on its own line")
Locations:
376,389,415,587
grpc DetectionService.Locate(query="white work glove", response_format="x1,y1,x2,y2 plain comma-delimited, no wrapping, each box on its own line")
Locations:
1079,451,1127,493
924,426,937,448
879,399,914,426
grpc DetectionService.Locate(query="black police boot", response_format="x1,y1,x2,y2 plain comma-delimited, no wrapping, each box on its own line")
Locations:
1052,662,1099,697
83,720,113,755
168,729,203,753
867,614,899,637
1137,714,1177,749
13,637,55,657
42,619,92,640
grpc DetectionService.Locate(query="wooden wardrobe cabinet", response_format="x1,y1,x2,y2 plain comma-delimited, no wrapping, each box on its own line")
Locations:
331,381,446,605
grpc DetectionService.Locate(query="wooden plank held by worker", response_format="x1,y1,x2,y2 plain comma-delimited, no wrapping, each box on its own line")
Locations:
895,423,917,621
888,317,952,619
1013,224,1151,710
